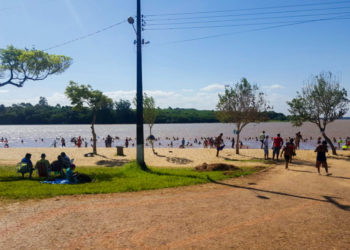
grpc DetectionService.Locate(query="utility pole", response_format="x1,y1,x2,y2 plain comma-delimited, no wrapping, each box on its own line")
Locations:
136,0,145,168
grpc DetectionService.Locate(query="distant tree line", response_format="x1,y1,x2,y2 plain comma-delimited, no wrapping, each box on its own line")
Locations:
0,97,288,125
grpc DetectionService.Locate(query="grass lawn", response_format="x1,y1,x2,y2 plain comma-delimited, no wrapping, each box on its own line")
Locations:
0,162,262,200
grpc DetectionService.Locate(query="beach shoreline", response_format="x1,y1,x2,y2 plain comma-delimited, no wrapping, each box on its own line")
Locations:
1,147,349,168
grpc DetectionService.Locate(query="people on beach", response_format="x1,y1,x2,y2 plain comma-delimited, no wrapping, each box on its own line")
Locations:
231,137,235,149
272,134,283,161
314,141,331,175
295,132,302,149
288,138,296,162
61,138,66,147
263,135,269,160
215,133,224,157
20,153,34,179
35,153,51,177
77,136,82,148
259,131,265,149
281,142,295,169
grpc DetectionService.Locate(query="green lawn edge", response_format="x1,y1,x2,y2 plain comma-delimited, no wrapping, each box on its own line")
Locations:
0,161,264,200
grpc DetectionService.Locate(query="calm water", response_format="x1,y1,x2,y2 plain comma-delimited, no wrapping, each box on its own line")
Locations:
0,121,349,149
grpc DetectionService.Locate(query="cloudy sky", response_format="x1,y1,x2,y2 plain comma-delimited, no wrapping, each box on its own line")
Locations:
0,0,349,114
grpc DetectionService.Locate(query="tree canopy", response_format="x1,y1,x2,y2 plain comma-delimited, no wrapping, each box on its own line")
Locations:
65,81,113,154
0,45,72,87
287,72,349,155
217,78,270,154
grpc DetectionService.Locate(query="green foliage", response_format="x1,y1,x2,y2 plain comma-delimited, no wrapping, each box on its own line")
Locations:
65,81,113,112
0,103,289,125
287,71,349,155
287,72,349,128
65,82,113,154
0,162,259,200
143,93,157,127
216,78,270,127
0,45,72,87
216,78,270,154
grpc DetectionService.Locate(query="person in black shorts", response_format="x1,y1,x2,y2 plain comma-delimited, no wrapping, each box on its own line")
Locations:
315,140,331,175
280,142,293,169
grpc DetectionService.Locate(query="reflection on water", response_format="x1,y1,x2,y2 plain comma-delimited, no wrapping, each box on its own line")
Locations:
0,121,349,150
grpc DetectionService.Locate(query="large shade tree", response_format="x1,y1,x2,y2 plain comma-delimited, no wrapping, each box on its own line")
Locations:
65,81,113,155
217,78,270,154
287,72,349,155
0,46,71,87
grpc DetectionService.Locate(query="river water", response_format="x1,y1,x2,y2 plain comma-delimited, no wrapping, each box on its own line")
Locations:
0,121,349,149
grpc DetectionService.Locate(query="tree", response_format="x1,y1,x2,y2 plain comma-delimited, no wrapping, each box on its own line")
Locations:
134,93,157,153
287,72,349,155
0,45,71,87
38,96,48,106
65,81,113,154
115,99,135,123
216,78,270,154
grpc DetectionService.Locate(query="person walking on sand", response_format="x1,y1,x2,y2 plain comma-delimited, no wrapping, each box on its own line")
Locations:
315,141,331,175
281,142,294,169
215,133,224,157
272,133,283,161
263,135,269,160
259,131,266,149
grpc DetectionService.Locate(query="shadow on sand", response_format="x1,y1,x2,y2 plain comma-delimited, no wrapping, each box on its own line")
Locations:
207,176,350,211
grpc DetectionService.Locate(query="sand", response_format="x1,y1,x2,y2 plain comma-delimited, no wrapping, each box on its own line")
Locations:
1,147,350,169
1,149,350,249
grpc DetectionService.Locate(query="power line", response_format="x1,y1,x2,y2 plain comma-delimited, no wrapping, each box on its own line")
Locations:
145,11,350,29
145,0,350,17
43,20,127,51
145,5,350,21
159,15,350,45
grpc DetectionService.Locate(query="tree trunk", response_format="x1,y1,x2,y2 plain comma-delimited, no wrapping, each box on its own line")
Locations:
235,132,240,154
322,131,337,155
91,113,97,155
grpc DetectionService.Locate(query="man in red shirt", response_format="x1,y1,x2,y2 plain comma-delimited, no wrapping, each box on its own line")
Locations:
272,133,284,161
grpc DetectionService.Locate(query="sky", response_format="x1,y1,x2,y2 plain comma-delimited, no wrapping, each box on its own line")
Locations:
0,0,349,115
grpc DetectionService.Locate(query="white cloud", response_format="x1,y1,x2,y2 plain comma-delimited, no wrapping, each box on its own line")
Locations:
200,84,225,92
263,84,284,90
0,90,9,93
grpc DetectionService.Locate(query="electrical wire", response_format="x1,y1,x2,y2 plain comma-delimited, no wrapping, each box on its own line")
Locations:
145,11,350,29
158,15,350,45
145,5,350,21
145,0,350,17
43,19,127,51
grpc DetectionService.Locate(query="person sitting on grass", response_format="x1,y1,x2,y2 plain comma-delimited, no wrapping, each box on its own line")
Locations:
35,153,51,178
20,153,34,179
315,141,331,176
280,142,294,170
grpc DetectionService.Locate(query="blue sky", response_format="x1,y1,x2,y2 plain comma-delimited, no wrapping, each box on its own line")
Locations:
0,0,349,115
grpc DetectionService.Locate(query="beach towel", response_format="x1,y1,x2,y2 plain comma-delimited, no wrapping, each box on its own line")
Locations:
40,179,71,184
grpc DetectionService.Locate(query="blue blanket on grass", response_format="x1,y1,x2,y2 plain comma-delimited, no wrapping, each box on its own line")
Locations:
40,179,71,184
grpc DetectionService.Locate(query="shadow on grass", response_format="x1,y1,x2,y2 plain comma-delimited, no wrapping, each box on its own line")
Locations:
206,176,350,211
96,159,130,167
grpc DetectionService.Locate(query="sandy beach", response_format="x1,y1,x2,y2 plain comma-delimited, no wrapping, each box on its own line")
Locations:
1,148,350,249
1,147,349,168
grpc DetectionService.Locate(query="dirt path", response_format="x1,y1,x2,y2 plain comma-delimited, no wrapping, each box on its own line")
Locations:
1,155,350,249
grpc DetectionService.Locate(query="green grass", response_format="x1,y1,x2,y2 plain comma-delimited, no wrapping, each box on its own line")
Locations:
224,158,276,165
0,162,261,200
